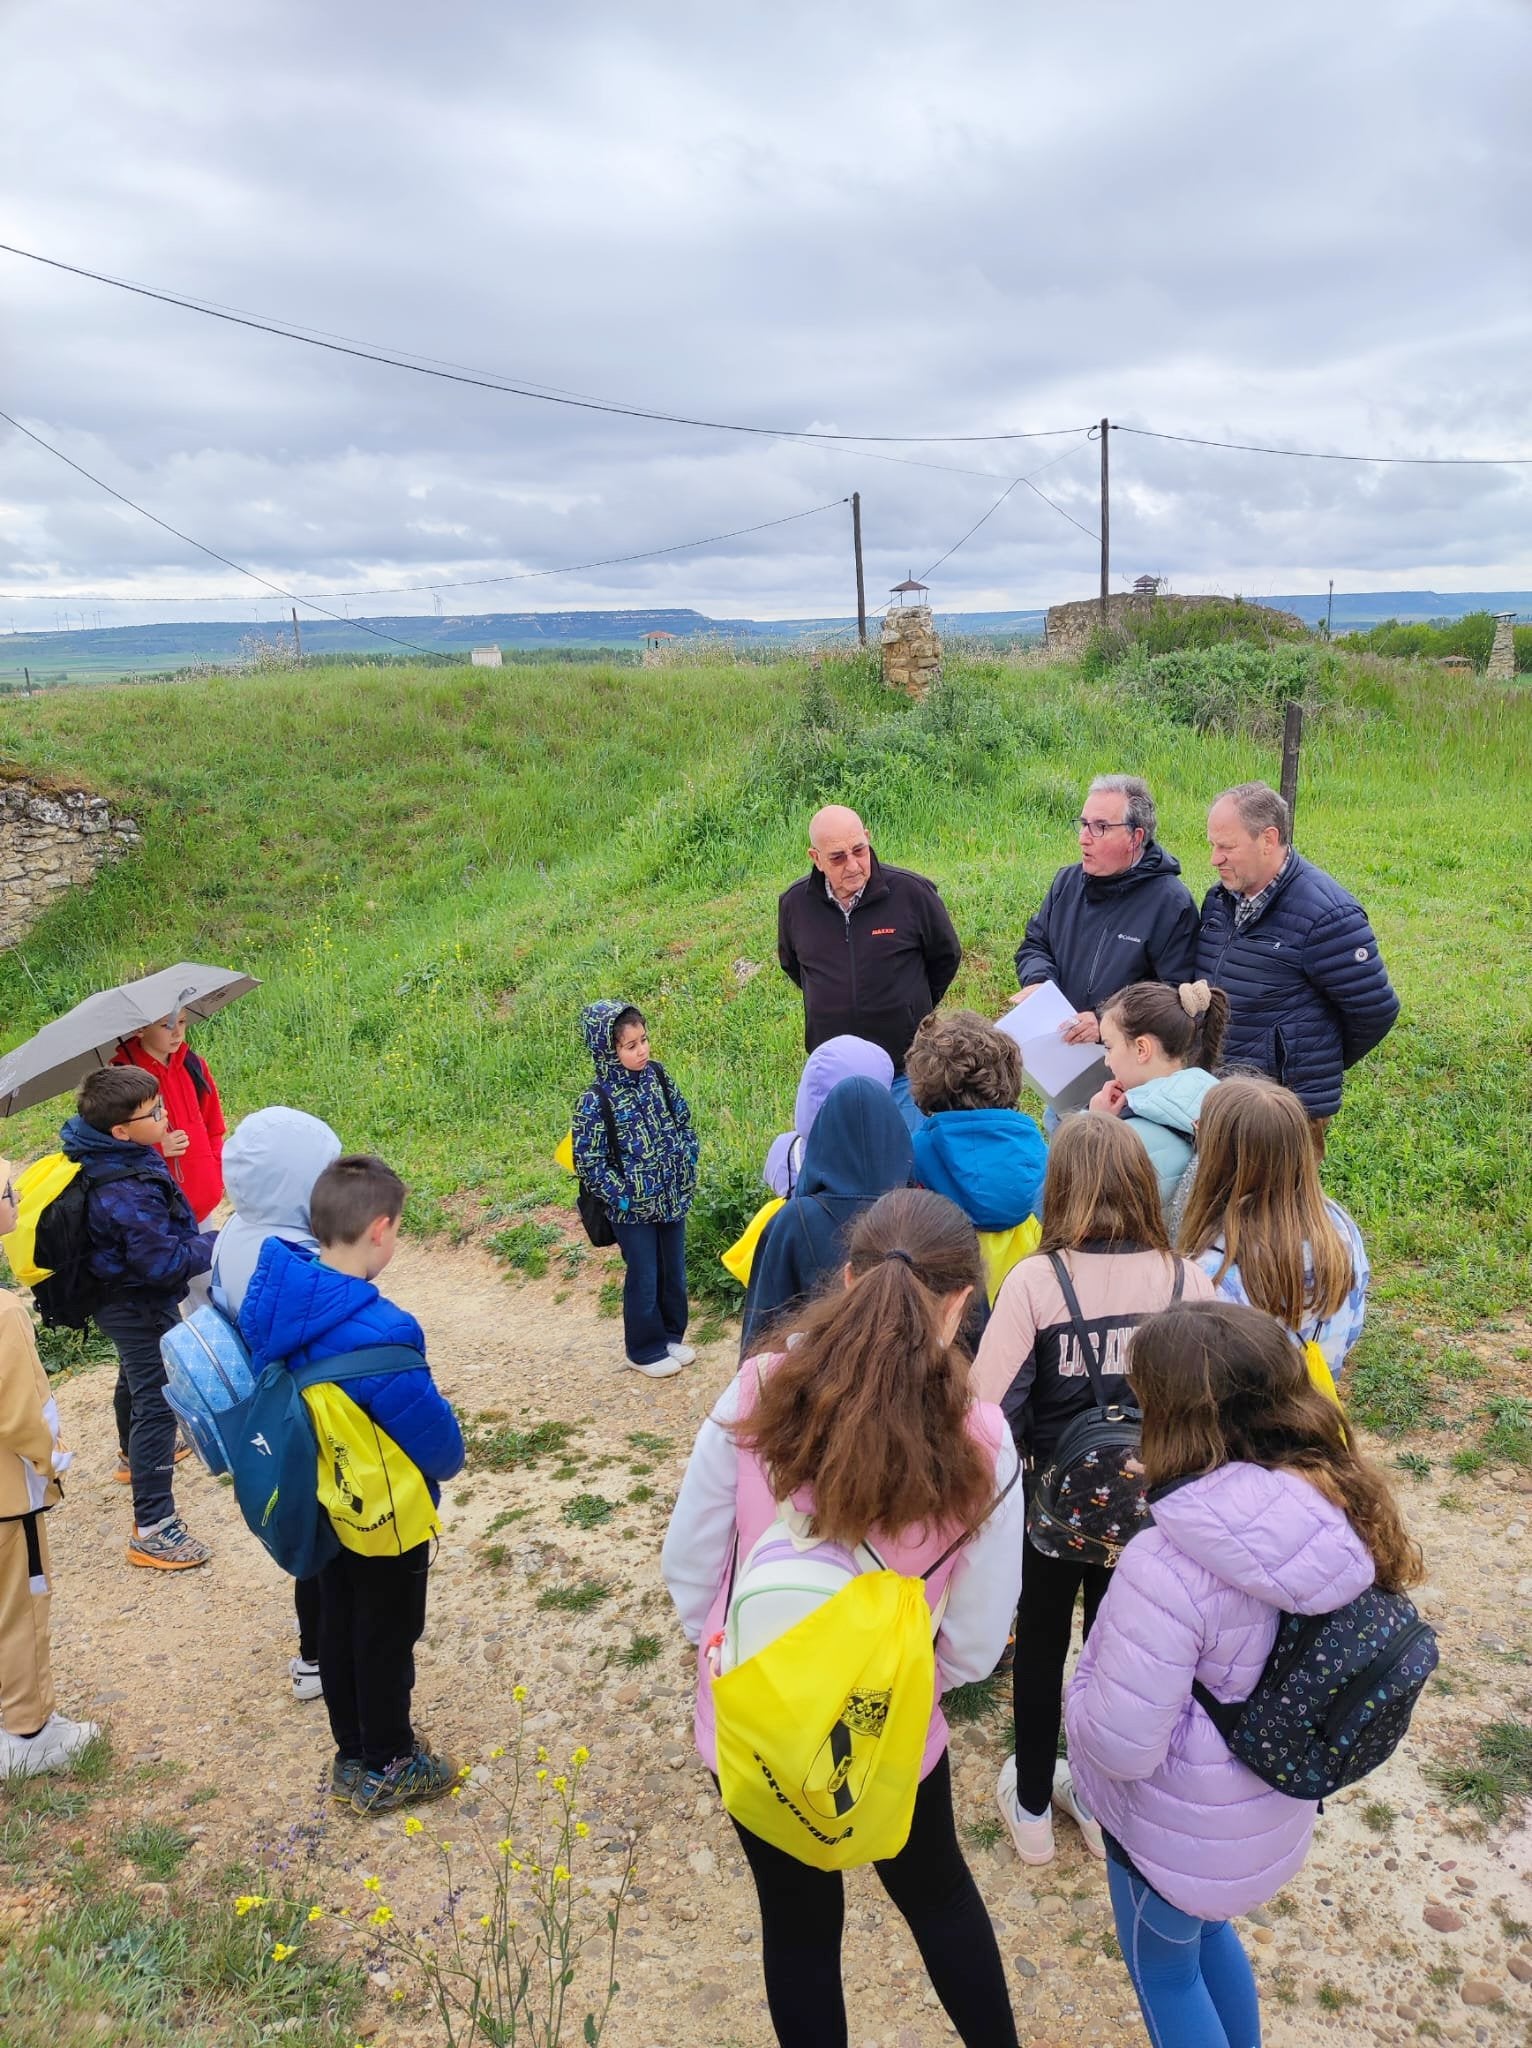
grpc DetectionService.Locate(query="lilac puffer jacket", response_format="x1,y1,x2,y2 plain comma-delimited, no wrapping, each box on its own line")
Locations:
1064,1462,1375,1921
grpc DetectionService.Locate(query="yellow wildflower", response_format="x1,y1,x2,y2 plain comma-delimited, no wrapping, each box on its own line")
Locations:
362,1876,382,1893
479,1913,492,1928
271,1943,295,1961
307,1906,325,1923
552,1775,568,1793
575,1822,590,1838
403,1816,424,1837
553,1865,571,1884
457,1763,472,1780
370,1905,394,1926
234,1895,269,1917
512,1685,527,1702
511,1859,524,1874
441,1842,453,1854
496,1838,514,1855
489,1746,505,1759
536,1768,547,1783
536,1746,548,1763
449,1785,464,1800
571,1746,590,1767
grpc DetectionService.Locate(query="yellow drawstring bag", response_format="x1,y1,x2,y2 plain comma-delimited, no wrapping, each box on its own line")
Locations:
301,1385,440,1557
720,1198,786,1286
976,1215,1042,1305
1,1154,80,1286
553,1130,575,1175
1303,1339,1344,1414
711,1562,937,1870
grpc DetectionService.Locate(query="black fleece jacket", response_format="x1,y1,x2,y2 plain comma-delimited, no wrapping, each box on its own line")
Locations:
777,851,962,1072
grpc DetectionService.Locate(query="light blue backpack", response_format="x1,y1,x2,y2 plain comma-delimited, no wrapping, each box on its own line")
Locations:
160,1303,256,1476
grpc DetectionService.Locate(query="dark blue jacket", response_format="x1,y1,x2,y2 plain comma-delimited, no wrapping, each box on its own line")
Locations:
238,1237,464,1498
61,1114,214,1304
739,1075,914,1359
1196,854,1399,1119
573,1000,699,1224
1013,841,1200,1015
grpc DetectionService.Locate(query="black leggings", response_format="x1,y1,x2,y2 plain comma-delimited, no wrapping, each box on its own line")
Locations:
1013,1542,1111,1815
729,1752,1018,2048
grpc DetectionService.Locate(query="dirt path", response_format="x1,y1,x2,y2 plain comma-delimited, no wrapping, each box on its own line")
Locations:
34,1241,1532,2046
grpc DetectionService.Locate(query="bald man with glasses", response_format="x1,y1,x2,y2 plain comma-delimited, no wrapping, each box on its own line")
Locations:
1012,775,1199,1046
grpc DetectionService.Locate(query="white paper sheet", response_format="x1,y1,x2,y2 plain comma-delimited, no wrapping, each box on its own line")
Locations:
995,980,1111,1110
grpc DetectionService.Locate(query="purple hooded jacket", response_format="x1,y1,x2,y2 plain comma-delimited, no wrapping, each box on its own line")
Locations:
761,1035,894,1197
1064,1461,1376,1921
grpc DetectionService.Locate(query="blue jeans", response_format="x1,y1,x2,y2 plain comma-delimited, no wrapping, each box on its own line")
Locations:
889,1072,925,1134
1106,1853,1261,2048
612,1217,688,1365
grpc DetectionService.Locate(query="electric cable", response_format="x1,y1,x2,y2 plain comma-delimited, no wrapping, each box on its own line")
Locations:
1112,423,1532,466
919,437,1098,580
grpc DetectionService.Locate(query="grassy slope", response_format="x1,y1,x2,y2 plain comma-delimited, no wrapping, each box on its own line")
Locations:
0,651,1526,1328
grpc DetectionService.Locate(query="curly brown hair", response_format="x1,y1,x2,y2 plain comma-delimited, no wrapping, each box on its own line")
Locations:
1130,1299,1422,1593
905,1009,1023,1114
735,1187,992,1547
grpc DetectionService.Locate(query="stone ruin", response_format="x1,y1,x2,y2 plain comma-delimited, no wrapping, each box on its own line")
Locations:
1044,591,1306,656
0,776,141,949
1488,614,1517,684
880,605,942,698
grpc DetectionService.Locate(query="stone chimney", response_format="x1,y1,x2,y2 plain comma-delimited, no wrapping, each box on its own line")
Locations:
880,605,942,698
1488,612,1517,683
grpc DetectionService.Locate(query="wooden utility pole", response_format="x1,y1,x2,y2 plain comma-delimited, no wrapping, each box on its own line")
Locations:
291,608,303,664
851,493,867,646
1325,579,1334,640
1098,418,1110,624
22,666,30,695
1280,702,1304,832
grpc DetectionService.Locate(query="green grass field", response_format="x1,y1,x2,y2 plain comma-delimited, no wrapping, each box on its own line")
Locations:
0,646,1526,1333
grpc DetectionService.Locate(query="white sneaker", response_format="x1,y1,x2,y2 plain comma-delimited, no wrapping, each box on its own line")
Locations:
665,1341,697,1365
289,1657,323,1702
1052,1760,1106,1859
996,1754,1054,1865
626,1354,683,1379
0,1713,101,1778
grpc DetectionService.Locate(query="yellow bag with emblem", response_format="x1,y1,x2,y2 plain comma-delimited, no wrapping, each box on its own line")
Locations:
1303,1339,1345,1427
1,1153,80,1287
711,1564,936,1870
301,1383,440,1557
720,1198,786,1287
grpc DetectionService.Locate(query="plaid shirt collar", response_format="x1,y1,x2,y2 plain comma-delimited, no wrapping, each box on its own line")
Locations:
1230,850,1293,930
825,874,866,920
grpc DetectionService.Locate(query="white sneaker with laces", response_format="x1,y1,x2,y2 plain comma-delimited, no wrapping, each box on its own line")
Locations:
626,1354,683,1379
289,1657,323,1702
996,1754,1055,1865
665,1341,697,1365
1052,1760,1106,1859
0,1713,101,1778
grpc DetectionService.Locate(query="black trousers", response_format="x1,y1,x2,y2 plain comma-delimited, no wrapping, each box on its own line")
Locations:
1012,1540,1111,1816
99,1296,181,1531
294,1575,320,1664
729,1753,1018,2048
316,1542,430,1770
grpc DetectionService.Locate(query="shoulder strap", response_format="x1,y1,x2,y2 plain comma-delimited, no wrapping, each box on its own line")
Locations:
923,1449,1021,1581
287,1344,427,1392
1047,1250,1112,1409
650,1061,677,1119
184,1048,211,1101
1190,1678,1240,1738
594,1086,622,1170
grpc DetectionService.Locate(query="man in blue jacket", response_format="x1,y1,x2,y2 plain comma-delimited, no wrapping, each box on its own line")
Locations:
1199,782,1398,1131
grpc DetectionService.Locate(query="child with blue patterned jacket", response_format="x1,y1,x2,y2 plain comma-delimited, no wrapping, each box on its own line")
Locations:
573,1001,699,1380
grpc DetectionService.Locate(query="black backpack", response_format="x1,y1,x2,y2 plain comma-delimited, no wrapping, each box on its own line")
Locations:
1193,1588,1438,1801
1025,1251,1184,1570
575,1066,677,1247
31,1173,103,1332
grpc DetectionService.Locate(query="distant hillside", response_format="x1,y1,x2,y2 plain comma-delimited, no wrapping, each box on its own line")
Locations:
0,589,1524,679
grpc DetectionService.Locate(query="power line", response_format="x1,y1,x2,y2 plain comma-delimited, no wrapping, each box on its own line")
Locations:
0,408,438,655
919,438,1097,580
0,242,1089,448
1114,423,1532,466
0,496,851,605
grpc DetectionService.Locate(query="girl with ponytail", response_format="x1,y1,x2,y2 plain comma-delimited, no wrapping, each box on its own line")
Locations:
663,1188,1026,2048
1090,978,1229,1213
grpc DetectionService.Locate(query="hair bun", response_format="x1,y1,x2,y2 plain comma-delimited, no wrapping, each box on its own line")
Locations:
1178,980,1213,1019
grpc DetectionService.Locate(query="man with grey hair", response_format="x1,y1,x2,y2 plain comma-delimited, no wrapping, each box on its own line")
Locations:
1198,780,1397,1127
1012,774,1199,1044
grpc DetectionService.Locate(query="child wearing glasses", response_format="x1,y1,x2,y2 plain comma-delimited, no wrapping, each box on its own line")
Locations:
61,1068,216,1570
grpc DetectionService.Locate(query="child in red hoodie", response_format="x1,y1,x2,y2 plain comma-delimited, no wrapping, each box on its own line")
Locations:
112,1004,226,1225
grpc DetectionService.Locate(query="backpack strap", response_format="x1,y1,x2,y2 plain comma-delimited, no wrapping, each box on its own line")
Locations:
287,1344,427,1392
1190,1678,1240,1739
184,1048,211,1102
1047,1251,1115,1412
593,1087,623,1171
650,1061,677,1120
923,1450,1022,1581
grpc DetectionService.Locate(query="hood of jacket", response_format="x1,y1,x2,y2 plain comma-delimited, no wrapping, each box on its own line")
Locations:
238,1235,422,1369
1150,1461,1375,1614
581,999,631,1084
60,1113,172,1188
213,1108,343,1317
1124,1066,1219,1136
1081,836,1182,904
795,1075,913,1218
794,1035,895,1138
912,1108,1046,1231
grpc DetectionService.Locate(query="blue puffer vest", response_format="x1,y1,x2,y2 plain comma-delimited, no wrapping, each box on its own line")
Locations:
1196,854,1399,1118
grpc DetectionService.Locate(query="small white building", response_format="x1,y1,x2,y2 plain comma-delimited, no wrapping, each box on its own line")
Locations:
470,645,503,668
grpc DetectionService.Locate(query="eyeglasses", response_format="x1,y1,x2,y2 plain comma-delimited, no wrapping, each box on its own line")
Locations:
1,1183,12,1205
126,1101,166,1123
1076,817,1135,840
822,843,869,866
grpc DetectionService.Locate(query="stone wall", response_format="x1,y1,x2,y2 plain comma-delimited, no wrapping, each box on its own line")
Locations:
1488,616,1517,684
880,604,942,697
1044,592,1307,656
0,777,141,949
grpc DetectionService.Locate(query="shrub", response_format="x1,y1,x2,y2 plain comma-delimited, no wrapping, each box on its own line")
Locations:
1111,643,1338,737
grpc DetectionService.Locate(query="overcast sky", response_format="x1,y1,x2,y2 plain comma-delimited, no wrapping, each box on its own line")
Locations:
3,0,1530,628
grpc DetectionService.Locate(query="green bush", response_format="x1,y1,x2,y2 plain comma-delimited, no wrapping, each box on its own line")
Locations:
1112,643,1338,737
685,1160,766,1312
1341,611,1531,673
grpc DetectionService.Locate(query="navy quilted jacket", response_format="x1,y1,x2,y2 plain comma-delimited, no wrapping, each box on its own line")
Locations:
61,1114,214,1304
1196,854,1399,1118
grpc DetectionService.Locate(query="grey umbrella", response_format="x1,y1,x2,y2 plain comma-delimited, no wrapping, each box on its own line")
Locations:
0,962,260,1115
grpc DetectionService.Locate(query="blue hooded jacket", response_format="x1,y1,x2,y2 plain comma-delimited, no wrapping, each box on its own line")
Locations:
911,1108,1047,1233
238,1236,464,1498
739,1075,914,1358
573,1000,699,1224
61,1113,214,1302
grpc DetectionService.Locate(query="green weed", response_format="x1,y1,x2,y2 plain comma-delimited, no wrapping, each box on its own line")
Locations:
626,1431,673,1456
942,1674,1008,1725
1450,1446,1488,1476
489,1219,563,1278
1347,1326,1435,1433
465,1418,582,1472
561,1493,616,1529
619,1634,663,1668
628,1484,656,1504
964,1817,1004,1852
1316,1982,1359,2011
1425,1718,1532,1820
1484,1395,1532,1464
485,1506,533,1534
115,1822,192,1881
1359,1799,1397,1833
1395,1451,1432,1479
535,1580,612,1613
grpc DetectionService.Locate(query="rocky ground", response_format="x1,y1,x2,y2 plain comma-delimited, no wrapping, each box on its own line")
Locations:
18,1238,1532,2046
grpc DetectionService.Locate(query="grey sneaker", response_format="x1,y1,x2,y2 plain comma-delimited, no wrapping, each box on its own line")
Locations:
351,1743,458,1815
626,1354,682,1379
330,1755,366,1802
126,1516,211,1571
